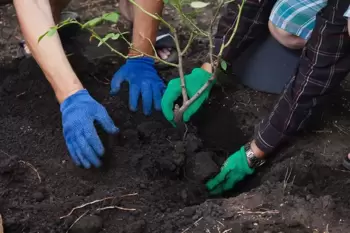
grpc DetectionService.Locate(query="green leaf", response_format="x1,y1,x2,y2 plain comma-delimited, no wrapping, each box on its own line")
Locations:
38,31,48,43
102,12,120,23
47,27,58,37
111,33,120,40
83,17,103,28
190,1,210,8
38,27,58,42
163,0,169,3
220,60,227,71
97,33,121,47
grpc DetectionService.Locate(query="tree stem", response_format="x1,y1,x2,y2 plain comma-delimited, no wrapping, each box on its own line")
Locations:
173,32,188,103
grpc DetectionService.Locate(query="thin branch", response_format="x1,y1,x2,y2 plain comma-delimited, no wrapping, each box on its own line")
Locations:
19,160,42,183
208,36,215,68
181,32,195,56
237,210,280,215
208,0,225,67
129,46,179,67
177,75,216,114
127,0,175,32
173,32,188,104
140,33,159,59
60,193,138,219
127,0,159,21
65,210,89,233
173,0,246,123
181,217,203,233
96,205,136,212
175,6,208,36
117,28,132,47
155,13,176,32
222,2,245,51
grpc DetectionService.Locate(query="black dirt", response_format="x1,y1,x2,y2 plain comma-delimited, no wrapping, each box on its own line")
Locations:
69,215,103,233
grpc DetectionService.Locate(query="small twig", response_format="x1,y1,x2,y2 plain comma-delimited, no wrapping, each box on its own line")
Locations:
181,217,203,233
333,122,349,135
91,75,109,85
208,0,225,68
127,0,159,21
96,205,136,212
0,149,41,183
237,210,279,215
65,210,89,233
16,92,26,98
139,32,159,59
60,193,138,219
283,167,292,194
19,160,42,183
222,2,245,50
117,28,132,47
181,32,195,56
324,224,329,233
222,229,233,233
175,6,208,36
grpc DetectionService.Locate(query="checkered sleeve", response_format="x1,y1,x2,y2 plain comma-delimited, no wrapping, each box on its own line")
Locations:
344,5,350,17
212,0,277,61
255,0,350,154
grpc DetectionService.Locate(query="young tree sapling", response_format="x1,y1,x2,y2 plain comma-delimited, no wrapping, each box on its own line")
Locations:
39,0,246,124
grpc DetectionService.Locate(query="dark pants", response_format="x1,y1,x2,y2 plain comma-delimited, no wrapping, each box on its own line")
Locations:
214,0,350,153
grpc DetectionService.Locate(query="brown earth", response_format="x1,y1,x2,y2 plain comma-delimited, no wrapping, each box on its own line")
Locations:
1,1,350,233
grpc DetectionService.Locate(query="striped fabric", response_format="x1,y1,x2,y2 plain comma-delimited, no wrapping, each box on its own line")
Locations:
269,0,327,40
213,0,350,154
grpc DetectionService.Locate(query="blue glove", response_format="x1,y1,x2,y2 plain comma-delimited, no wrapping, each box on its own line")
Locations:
60,89,119,168
110,57,165,115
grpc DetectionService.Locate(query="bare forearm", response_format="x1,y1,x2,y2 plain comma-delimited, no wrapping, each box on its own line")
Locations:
131,0,163,56
14,0,83,103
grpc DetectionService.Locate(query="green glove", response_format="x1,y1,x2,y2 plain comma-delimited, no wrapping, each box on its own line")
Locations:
206,146,255,195
161,68,214,124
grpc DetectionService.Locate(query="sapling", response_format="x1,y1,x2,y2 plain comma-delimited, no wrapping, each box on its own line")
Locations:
39,0,245,123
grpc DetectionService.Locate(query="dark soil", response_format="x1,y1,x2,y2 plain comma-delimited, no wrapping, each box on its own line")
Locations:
1,1,350,233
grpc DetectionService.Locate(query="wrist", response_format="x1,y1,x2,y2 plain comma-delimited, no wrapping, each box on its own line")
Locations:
250,140,265,158
244,141,266,168
56,85,84,104
129,43,155,58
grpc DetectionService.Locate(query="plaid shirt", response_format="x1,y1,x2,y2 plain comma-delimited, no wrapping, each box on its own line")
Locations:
269,0,327,40
214,0,350,153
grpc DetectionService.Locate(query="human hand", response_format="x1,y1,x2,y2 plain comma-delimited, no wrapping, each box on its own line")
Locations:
110,57,165,115
206,146,255,195
161,67,213,125
60,89,119,168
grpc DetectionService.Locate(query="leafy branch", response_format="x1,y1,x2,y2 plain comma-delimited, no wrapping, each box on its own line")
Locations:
39,0,245,124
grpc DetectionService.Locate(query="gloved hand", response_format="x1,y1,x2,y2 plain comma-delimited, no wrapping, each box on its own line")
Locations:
206,146,255,195
110,57,165,115
60,89,119,168
161,68,213,125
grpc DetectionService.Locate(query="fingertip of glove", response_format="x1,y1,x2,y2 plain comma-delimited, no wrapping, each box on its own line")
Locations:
129,105,138,112
109,89,118,96
110,126,120,134
143,109,152,116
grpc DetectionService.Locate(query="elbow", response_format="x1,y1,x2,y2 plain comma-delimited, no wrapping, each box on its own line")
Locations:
268,21,306,50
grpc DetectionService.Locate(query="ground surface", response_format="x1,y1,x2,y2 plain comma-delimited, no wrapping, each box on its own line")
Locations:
1,1,350,233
